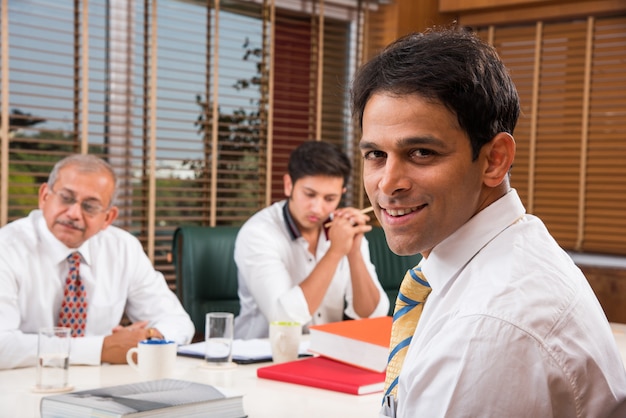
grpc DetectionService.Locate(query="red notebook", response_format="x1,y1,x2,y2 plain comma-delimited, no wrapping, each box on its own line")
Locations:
257,356,385,395
308,316,392,372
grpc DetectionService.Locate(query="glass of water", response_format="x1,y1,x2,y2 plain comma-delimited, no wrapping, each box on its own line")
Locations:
35,327,71,392
205,312,234,365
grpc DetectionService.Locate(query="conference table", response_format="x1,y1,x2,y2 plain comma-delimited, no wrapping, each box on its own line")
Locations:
0,349,380,418
2,324,626,418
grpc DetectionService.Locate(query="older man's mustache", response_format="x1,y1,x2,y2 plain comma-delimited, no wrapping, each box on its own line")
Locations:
55,219,85,232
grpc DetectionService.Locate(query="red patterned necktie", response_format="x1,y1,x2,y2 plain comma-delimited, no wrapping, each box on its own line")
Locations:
58,252,87,337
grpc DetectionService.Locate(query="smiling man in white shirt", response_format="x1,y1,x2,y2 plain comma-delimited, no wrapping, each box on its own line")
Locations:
0,154,194,369
352,27,626,417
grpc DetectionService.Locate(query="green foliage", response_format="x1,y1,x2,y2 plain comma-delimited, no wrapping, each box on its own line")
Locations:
189,36,265,223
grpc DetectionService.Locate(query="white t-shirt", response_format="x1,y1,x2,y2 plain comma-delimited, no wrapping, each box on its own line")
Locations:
234,200,389,339
395,190,626,417
0,210,194,369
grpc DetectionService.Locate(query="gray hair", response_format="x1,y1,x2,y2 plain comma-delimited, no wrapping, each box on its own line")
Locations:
47,154,119,207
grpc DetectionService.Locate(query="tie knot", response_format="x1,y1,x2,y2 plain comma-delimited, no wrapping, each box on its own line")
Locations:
67,252,81,266
398,265,431,306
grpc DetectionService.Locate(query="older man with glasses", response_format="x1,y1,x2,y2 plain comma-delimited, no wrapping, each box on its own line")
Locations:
0,154,194,370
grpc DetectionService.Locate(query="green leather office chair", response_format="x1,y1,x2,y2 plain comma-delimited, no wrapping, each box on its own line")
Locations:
365,227,422,315
172,225,241,336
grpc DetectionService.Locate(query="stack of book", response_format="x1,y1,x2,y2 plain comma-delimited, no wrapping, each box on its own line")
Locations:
257,316,392,395
308,315,392,372
40,379,246,418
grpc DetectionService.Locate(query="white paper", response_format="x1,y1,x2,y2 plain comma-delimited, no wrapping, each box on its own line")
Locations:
177,339,310,362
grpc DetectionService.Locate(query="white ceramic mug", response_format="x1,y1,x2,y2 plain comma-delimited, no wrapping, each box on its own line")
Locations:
269,321,302,363
126,339,177,380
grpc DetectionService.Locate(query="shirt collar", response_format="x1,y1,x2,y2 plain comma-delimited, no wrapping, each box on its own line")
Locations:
281,200,331,241
282,201,301,240
421,189,526,294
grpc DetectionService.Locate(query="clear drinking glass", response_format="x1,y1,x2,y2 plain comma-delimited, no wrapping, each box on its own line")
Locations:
35,327,71,392
205,312,234,365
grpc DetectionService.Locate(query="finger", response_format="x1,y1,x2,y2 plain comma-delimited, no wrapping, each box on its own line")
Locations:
353,224,372,234
132,320,150,329
346,213,370,226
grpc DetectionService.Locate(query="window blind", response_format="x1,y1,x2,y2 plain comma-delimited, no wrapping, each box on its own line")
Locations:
0,0,388,286
478,14,626,256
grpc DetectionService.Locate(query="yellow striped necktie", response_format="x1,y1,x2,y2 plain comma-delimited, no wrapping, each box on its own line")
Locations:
384,264,431,399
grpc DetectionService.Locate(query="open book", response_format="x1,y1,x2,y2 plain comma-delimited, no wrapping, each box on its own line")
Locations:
40,379,246,418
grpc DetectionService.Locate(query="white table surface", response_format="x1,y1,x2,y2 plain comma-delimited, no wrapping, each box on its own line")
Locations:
0,351,381,418
2,324,625,418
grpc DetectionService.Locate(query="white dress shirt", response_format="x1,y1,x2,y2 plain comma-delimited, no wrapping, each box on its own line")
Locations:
0,210,194,369
234,200,389,339
394,190,626,417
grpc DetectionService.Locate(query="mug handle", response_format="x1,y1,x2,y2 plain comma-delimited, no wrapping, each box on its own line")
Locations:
126,347,140,370
277,332,286,353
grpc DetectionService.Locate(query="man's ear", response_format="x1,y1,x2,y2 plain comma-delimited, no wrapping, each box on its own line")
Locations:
483,132,515,188
283,174,293,197
101,206,119,230
38,183,50,210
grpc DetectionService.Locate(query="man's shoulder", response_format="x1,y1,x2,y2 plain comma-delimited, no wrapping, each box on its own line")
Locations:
91,223,142,249
240,201,285,234
459,220,592,333
236,202,292,252
0,211,38,245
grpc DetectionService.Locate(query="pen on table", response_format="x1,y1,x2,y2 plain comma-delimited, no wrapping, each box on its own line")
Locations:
324,206,374,228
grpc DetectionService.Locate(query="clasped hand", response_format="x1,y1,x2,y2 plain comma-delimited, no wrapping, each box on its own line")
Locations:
327,207,372,256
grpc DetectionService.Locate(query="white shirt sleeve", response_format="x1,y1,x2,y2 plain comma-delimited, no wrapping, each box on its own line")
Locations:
85,227,195,347
236,222,312,326
343,236,389,319
120,244,195,345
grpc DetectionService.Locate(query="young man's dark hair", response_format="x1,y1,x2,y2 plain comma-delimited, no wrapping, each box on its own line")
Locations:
287,140,352,186
352,27,520,161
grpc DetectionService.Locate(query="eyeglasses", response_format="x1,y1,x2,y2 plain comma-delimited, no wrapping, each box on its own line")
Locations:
48,188,108,217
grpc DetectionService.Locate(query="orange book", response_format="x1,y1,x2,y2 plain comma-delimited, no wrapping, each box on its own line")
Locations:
257,356,385,395
308,316,392,373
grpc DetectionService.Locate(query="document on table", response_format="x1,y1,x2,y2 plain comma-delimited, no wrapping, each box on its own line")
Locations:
177,339,311,364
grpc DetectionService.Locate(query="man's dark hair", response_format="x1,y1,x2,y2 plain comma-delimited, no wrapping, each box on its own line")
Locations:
351,26,520,160
288,141,352,186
